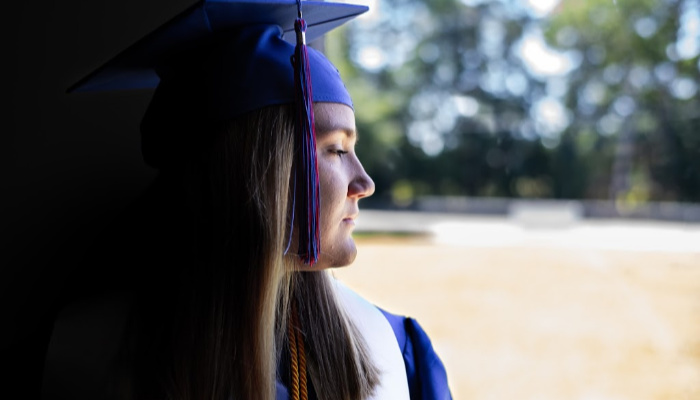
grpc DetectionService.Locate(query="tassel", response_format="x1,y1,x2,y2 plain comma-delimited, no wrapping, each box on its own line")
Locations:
288,299,309,400
292,0,320,265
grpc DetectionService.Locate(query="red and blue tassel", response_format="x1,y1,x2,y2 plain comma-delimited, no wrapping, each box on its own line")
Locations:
291,0,320,265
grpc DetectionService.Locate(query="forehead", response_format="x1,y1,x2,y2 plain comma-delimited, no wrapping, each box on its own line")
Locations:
313,102,356,135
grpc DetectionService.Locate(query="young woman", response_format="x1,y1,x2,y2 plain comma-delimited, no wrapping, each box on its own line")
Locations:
44,1,451,399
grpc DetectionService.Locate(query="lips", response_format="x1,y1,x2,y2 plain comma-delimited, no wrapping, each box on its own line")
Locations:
342,212,358,224
343,212,358,220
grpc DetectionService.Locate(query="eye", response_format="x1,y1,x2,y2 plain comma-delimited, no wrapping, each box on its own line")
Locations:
332,149,348,158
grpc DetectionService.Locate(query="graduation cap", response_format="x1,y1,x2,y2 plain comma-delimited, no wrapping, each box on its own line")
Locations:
69,0,369,265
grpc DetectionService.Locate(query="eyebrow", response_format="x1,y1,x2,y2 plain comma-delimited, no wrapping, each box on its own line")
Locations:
315,123,358,140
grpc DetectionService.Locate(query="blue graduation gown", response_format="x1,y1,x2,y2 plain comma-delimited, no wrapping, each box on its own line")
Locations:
378,309,453,400
276,308,452,400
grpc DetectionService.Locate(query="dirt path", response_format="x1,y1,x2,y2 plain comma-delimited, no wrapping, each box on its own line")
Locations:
333,236,700,399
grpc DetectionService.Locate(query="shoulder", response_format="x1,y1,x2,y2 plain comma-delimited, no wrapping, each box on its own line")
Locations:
332,280,452,400
375,309,453,400
333,280,395,339
332,280,410,399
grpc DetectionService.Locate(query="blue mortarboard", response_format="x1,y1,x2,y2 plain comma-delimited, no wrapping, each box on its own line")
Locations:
68,0,367,111
69,0,369,265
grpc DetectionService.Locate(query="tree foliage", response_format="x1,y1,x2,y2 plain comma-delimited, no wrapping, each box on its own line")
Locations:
328,0,700,206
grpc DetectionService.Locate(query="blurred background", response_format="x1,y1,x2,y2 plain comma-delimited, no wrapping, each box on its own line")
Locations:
2,0,699,398
328,0,700,211
325,0,700,398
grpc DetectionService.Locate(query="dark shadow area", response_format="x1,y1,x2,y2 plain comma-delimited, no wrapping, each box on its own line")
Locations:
2,0,193,396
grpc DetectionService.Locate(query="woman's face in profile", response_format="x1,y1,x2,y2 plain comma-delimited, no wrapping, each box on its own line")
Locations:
313,102,375,269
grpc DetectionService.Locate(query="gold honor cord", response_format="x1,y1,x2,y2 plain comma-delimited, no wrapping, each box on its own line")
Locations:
287,300,308,400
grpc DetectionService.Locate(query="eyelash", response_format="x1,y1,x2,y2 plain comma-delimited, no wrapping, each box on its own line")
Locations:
333,149,348,158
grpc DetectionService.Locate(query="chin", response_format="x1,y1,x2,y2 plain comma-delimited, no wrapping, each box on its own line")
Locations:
316,238,357,269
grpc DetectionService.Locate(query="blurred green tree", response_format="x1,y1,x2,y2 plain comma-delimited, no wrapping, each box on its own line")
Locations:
328,0,699,207
545,0,700,203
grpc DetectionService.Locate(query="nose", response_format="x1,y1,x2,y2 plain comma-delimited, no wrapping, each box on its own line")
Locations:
348,158,375,199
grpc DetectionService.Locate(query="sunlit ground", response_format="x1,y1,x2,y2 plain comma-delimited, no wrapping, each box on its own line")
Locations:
333,211,700,400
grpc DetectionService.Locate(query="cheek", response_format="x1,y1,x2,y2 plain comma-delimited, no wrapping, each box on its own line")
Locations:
315,163,357,268
318,163,346,212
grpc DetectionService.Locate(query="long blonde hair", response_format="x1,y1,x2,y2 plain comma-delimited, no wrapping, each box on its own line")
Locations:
128,104,379,399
